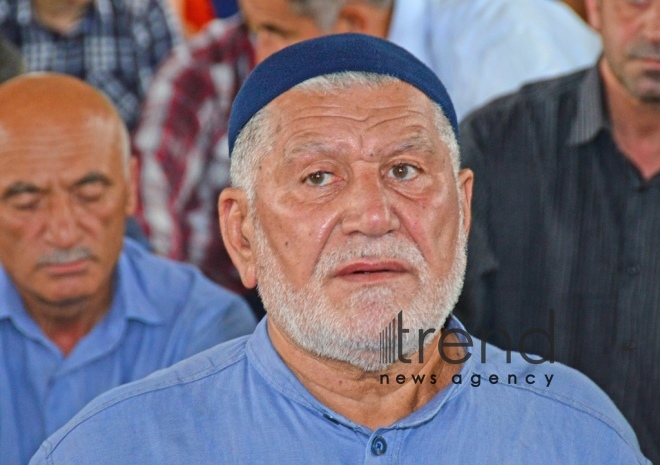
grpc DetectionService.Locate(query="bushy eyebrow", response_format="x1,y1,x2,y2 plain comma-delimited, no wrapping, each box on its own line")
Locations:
2,172,111,200
282,142,348,166
72,172,112,188
2,182,41,200
385,134,437,158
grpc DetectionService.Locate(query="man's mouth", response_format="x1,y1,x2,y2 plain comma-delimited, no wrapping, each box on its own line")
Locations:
42,259,90,276
334,260,409,281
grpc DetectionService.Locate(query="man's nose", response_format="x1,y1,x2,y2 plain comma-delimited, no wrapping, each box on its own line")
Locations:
340,171,401,237
642,1,660,40
43,195,82,248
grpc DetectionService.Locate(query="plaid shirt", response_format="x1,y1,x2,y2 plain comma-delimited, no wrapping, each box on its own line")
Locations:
0,0,181,130
133,19,254,294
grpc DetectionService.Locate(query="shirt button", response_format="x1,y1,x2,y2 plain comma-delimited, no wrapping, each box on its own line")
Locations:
627,264,641,276
371,436,387,456
622,341,636,351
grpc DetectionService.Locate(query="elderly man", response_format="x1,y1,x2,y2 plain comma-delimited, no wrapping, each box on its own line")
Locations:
135,0,600,310
0,74,255,465
29,35,649,464
0,0,180,130
456,0,659,460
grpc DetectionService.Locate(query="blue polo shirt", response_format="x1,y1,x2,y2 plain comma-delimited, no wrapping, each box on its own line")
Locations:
0,239,256,465
29,315,649,464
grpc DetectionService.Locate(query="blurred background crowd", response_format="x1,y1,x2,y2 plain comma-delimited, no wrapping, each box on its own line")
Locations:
0,0,657,463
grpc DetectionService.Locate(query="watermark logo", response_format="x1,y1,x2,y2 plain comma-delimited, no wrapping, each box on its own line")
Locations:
380,310,555,365
378,310,556,387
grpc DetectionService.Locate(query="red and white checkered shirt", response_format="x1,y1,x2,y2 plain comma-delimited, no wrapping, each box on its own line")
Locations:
133,19,254,294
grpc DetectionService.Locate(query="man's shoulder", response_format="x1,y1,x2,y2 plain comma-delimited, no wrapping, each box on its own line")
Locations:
118,239,245,311
462,68,590,127
32,336,251,459
165,19,248,63
149,19,252,95
475,341,642,451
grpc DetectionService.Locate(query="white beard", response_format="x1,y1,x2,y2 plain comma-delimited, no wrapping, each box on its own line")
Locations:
253,213,468,372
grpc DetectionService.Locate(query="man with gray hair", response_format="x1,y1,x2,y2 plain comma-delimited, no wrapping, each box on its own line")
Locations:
0,73,256,465
135,0,600,309
30,35,649,464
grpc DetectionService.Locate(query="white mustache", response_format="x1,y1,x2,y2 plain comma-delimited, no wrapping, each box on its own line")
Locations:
38,247,93,266
314,236,426,278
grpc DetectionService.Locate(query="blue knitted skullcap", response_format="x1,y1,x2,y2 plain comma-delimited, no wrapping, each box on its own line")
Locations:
228,33,458,156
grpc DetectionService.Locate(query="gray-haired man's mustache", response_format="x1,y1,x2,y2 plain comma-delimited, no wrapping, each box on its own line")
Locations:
38,247,94,266
629,41,660,61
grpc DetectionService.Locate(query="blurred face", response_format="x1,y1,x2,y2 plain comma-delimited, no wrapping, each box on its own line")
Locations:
588,0,660,102
240,0,326,63
250,82,473,370
0,117,134,317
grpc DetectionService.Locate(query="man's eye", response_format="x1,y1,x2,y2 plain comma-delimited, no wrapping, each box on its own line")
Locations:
8,194,41,211
305,171,334,186
389,164,420,180
75,183,105,202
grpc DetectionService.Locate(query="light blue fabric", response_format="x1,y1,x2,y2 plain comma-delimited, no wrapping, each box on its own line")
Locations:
388,0,601,120
0,238,256,465
30,315,649,464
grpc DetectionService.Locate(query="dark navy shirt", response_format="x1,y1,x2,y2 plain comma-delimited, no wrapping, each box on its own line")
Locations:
456,66,660,462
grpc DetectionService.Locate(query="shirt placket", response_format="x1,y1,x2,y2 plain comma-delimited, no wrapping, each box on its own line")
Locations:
610,175,648,389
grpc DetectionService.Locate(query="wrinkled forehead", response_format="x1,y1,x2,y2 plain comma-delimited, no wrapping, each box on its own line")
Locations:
0,113,126,183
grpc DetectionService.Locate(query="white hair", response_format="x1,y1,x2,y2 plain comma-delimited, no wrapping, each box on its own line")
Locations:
230,71,461,205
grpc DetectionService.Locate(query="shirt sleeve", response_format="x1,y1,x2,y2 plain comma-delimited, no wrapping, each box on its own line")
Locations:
182,293,256,360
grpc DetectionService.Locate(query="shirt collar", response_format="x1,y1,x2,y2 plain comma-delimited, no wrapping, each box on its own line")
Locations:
568,64,609,147
16,0,106,31
246,313,475,432
113,238,164,325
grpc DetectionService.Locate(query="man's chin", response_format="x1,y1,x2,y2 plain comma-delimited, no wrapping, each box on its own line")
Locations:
34,291,92,308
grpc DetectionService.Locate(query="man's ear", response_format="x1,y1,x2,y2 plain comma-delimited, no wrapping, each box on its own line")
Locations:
458,168,474,235
219,187,257,289
125,157,138,216
584,0,601,31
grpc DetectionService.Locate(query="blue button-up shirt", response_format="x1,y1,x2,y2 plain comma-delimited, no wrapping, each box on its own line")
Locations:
30,316,649,464
1,239,256,465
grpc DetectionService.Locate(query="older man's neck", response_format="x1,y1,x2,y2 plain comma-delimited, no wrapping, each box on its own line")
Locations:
600,60,660,181
32,0,91,35
268,321,463,430
23,289,112,357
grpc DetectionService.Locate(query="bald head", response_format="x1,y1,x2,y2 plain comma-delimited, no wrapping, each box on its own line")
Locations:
0,73,129,171
0,73,137,324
